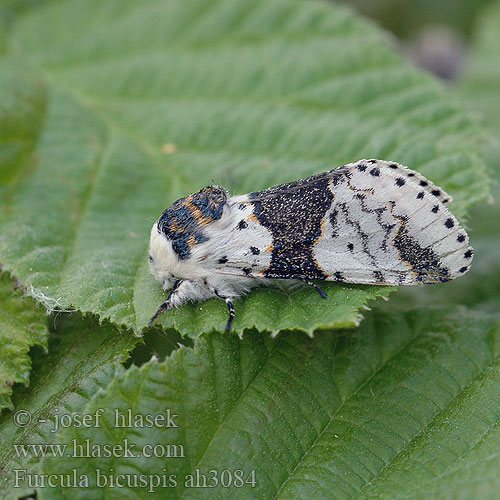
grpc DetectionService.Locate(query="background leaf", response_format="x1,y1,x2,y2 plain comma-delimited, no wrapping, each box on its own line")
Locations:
0,313,138,500
39,306,500,499
339,0,493,39
0,273,47,411
0,0,490,336
391,0,500,313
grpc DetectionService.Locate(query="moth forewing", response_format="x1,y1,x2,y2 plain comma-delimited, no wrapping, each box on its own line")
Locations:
148,159,472,329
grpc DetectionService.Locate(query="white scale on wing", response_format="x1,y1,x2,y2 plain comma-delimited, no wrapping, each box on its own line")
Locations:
313,160,471,284
214,195,273,276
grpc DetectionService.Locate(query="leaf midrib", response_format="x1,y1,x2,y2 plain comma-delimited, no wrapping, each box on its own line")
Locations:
177,336,285,499
271,320,422,499
353,353,500,500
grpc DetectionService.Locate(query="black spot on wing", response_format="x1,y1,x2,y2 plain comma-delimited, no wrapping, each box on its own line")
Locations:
347,243,354,251
432,205,439,213
395,177,405,187
237,219,248,230
218,256,228,264
417,191,424,199
370,168,380,177
457,234,466,243
250,246,260,255
243,268,251,276
464,249,473,259
445,218,454,229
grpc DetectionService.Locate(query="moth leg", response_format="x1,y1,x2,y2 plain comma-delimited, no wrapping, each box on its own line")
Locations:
148,279,182,328
213,290,235,331
298,277,327,299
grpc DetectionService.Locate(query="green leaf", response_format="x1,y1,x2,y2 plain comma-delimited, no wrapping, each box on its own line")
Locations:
392,0,500,313
456,1,500,312
0,273,48,411
0,0,490,336
339,0,492,40
460,1,500,137
39,306,500,499
0,313,138,500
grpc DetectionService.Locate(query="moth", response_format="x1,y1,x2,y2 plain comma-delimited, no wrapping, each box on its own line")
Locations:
148,159,473,330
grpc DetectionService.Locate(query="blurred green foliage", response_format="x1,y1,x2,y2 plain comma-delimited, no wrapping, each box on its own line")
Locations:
340,0,494,39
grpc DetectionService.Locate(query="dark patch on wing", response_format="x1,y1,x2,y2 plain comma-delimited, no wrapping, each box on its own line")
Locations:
250,246,260,255
249,173,335,279
158,186,228,259
218,255,228,264
392,215,450,282
329,209,339,238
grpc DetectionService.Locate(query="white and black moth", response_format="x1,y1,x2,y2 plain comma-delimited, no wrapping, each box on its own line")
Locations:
148,159,473,330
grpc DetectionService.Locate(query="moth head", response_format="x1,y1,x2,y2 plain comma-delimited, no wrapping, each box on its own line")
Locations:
148,227,177,290
149,185,229,286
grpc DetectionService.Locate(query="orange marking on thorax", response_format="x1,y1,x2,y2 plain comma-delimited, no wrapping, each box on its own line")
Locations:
184,201,213,225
